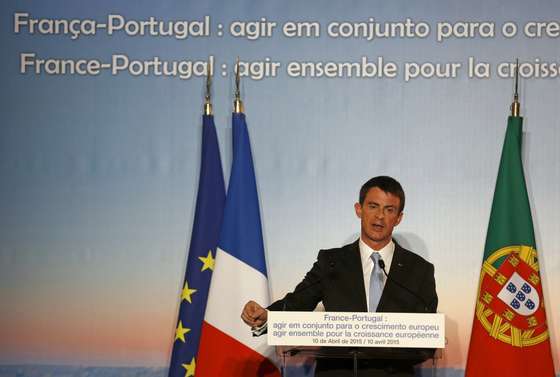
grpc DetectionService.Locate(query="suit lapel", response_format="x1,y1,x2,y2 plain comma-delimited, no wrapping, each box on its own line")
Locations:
343,241,368,311
387,241,407,280
377,241,406,311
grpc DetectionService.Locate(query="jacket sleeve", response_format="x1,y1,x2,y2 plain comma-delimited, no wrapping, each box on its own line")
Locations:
268,252,325,312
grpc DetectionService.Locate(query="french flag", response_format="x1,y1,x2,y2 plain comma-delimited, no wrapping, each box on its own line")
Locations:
197,112,280,376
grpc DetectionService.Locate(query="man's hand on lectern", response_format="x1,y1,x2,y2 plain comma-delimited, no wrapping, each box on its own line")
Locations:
241,300,268,328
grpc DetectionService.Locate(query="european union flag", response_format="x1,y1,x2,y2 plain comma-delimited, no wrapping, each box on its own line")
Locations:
168,114,225,377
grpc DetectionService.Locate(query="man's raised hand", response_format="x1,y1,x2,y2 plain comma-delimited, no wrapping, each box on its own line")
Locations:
241,300,268,328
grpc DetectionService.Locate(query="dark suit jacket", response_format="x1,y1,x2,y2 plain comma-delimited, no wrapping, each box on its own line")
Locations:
268,240,438,377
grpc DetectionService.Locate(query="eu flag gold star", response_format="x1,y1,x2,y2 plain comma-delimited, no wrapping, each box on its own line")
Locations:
181,281,197,303
175,321,191,343
182,357,196,377
198,250,215,272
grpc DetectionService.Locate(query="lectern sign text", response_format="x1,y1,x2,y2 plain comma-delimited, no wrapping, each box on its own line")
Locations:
268,312,445,348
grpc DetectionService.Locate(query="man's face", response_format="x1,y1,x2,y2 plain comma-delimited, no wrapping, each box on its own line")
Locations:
354,187,403,250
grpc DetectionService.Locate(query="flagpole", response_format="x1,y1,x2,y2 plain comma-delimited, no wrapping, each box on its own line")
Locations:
196,57,280,377
167,58,225,377
466,57,555,377
233,57,244,114
204,60,213,116
511,58,520,117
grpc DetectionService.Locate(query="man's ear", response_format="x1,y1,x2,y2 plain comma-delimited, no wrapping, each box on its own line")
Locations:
354,202,362,218
395,211,404,225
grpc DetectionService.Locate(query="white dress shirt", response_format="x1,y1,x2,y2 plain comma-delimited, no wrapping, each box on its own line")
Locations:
359,238,395,311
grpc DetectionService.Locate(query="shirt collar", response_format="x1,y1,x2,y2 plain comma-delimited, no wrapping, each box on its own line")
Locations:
359,238,395,268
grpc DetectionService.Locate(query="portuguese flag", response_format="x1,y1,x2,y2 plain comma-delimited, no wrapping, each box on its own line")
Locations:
465,115,555,376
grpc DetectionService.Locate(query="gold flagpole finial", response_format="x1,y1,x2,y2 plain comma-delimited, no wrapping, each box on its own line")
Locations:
510,58,521,117
204,59,213,115
233,57,244,114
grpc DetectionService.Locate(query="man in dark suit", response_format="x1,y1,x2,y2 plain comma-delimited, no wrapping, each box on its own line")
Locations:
241,176,438,376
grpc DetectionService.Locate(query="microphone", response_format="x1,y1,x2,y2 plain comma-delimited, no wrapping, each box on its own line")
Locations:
378,258,433,313
378,258,386,271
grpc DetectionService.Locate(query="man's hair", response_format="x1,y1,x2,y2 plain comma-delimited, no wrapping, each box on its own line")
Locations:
359,176,405,212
